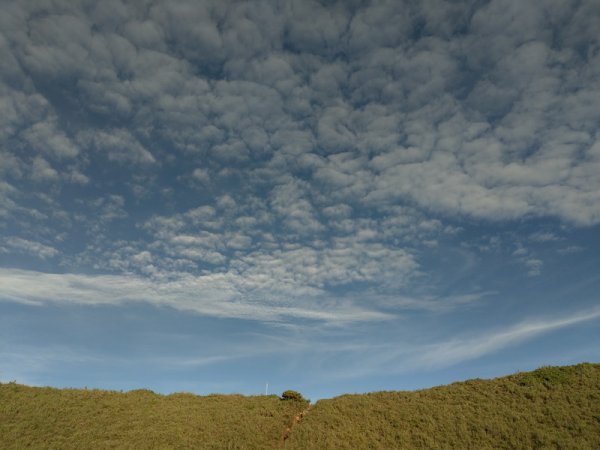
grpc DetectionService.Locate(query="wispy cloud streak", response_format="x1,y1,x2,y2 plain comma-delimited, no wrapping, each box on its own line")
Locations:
0,268,392,323
413,308,600,369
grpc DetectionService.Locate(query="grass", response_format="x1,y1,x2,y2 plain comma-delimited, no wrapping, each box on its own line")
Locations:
0,385,308,449
285,363,600,449
1,363,598,449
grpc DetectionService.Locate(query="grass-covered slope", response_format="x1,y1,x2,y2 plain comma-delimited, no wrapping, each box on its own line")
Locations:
1,364,598,449
286,363,600,449
0,386,307,449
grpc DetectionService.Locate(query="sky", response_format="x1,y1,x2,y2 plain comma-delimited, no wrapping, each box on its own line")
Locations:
0,0,599,401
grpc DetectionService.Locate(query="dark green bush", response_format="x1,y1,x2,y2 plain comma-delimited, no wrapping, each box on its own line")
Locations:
281,390,305,401
517,365,575,387
128,389,156,395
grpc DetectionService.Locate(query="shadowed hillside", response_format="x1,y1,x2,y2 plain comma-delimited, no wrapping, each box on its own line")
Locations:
285,363,600,449
1,364,598,449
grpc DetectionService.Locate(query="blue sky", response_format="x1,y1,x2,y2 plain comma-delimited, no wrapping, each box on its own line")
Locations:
1,0,599,400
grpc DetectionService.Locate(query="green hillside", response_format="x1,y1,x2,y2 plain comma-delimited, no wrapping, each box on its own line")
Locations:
286,363,600,449
1,363,598,449
0,386,307,449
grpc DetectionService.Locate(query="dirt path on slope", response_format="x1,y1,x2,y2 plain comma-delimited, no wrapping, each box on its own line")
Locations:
281,404,311,448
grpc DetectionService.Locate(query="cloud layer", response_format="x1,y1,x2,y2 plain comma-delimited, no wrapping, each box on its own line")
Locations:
1,0,599,324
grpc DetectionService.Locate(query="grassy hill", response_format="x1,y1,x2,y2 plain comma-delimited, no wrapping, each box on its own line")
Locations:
0,386,307,449
1,363,598,449
286,363,600,449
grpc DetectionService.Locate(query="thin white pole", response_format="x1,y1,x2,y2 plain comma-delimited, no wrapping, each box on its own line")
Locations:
265,382,269,395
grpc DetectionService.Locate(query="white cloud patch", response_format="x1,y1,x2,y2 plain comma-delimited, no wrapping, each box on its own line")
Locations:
191,168,210,184
22,119,79,159
529,231,560,243
4,237,59,259
77,129,156,165
524,258,543,277
30,157,59,182
89,195,128,223
0,268,392,323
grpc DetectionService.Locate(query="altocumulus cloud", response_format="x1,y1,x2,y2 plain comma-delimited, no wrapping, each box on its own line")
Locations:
0,0,599,331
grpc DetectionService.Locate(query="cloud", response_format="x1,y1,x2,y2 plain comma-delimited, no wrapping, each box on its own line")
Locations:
310,306,600,381
191,168,210,184
369,291,494,313
529,232,560,243
30,157,59,182
508,242,545,277
411,307,600,369
2,0,599,225
90,195,128,223
557,245,583,254
270,177,324,234
0,344,101,386
524,258,543,277
136,199,423,297
21,119,79,159
77,129,156,165
4,237,59,259
1,0,599,327
0,268,393,323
